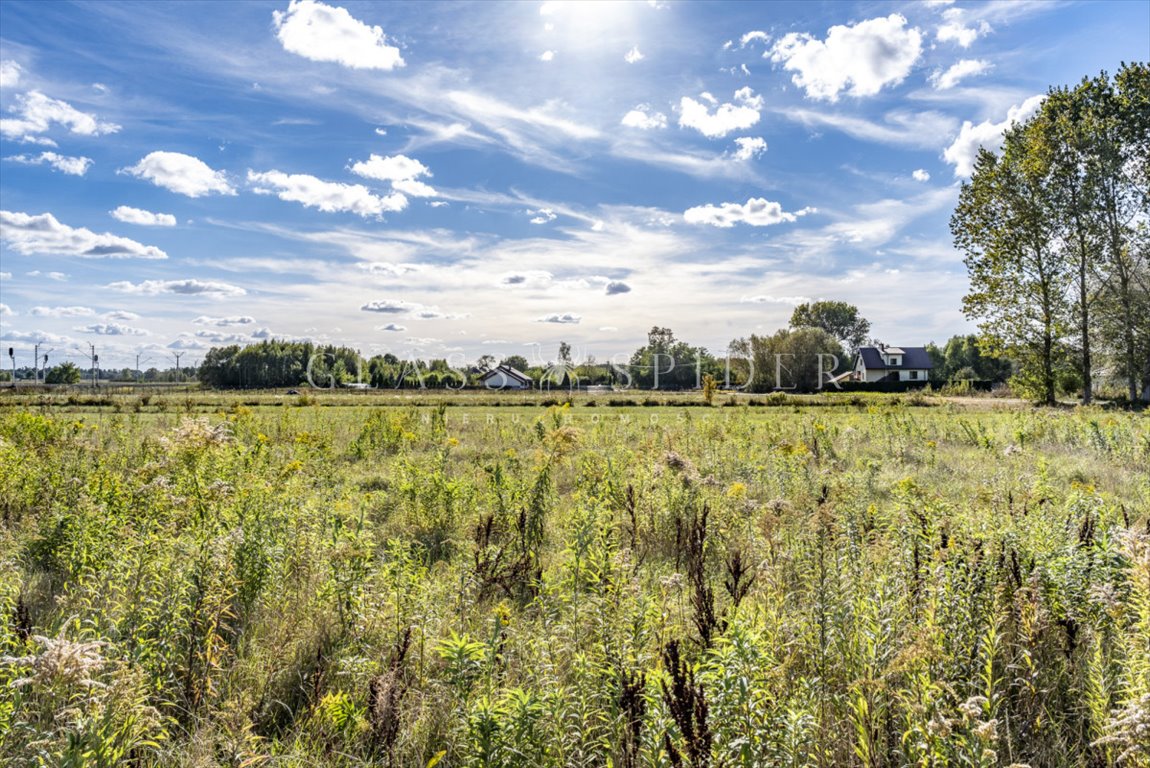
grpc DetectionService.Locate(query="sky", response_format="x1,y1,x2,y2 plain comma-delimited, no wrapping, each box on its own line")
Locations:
0,0,1147,370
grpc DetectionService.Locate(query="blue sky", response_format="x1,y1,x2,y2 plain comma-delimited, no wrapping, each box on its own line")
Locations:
1,0,1147,369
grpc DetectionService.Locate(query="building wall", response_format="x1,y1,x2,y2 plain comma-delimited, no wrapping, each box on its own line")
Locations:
484,369,530,389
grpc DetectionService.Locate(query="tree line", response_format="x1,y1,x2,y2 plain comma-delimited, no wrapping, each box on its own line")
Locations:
953,63,1149,404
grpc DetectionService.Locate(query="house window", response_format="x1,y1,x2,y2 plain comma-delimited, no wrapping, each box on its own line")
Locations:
909,370,918,379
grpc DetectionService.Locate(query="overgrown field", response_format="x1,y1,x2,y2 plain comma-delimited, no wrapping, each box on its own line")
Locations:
1,400,1148,767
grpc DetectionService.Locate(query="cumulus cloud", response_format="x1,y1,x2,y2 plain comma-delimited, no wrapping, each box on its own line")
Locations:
769,14,922,101
931,58,992,90
621,105,667,130
104,310,139,321
74,322,149,336
731,136,767,161
110,205,177,226
1,329,75,344
108,279,246,297
377,323,406,332
678,87,763,138
193,315,255,326
536,312,581,324
937,9,992,48
6,151,92,176
605,281,631,295
0,210,168,259
528,208,557,224
30,306,96,317
943,95,1043,177
912,168,931,182
0,60,21,89
0,304,12,317
361,299,461,319
193,330,250,343
350,153,436,196
0,90,120,139
500,271,552,288
624,46,644,63
122,152,235,197
273,0,404,70
248,170,406,217
684,197,804,228
539,50,555,62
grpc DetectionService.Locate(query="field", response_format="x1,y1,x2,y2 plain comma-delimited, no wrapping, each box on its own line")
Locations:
0,393,1147,767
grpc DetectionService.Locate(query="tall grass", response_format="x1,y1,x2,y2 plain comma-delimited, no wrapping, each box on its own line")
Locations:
0,401,1146,766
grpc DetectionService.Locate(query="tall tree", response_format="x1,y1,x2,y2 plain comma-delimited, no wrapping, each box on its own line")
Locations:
789,301,871,355
952,127,1073,405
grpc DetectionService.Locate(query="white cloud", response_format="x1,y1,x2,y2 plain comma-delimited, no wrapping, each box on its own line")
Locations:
361,299,461,319
740,295,811,305
783,107,956,150
679,87,763,138
624,46,644,63
193,330,251,343
740,30,770,48
74,322,149,336
30,306,96,317
0,272,11,279
110,205,177,226
0,304,12,317
108,279,246,297
912,168,931,182
193,315,255,326
731,136,767,161
6,151,92,176
377,323,406,332
528,208,557,224
539,50,555,62
248,169,407,217
350,153,437,197
536,313,581,324
937,9,992,48
26,270,69,281
769,14,922,101
122,152,235,197
0,210,168,259
104,310,139,321
273,0,404,70
943,95,1043,177
0,90,120,138
931,58,992,90
684,197,800,228
0,60,21,89
0,329,75,344
621,105,667,130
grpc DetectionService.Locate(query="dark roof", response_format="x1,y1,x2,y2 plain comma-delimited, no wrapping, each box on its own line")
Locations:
480,365,532,384
857,346,933,370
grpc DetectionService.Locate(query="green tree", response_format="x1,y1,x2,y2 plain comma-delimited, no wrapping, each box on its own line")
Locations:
500,355,530,372
748,327,845,392
952,119,1074,405
45,361,82,384
629,327,717,389
789,300,871,355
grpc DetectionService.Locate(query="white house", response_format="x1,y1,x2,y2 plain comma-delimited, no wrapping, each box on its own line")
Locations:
480,364,533,390
853,345,934,383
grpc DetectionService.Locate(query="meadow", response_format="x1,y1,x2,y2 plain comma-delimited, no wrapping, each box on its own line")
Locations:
0,393,1147,767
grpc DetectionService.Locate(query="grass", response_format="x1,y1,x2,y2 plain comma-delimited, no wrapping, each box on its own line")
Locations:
0,394,1147,766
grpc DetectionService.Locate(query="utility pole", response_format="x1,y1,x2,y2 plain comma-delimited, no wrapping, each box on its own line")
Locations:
171,351,184,386
33,342,52,384
135,352,152,384
76,344,99,388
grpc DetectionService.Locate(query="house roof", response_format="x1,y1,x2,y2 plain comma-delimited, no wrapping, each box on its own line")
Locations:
480,364,533,384
857,346,933,370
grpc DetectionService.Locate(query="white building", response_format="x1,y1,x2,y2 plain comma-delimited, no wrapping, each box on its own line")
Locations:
853,345,934,383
